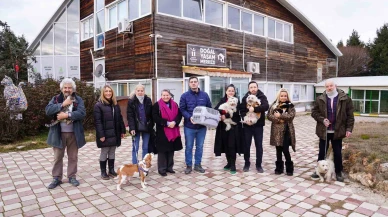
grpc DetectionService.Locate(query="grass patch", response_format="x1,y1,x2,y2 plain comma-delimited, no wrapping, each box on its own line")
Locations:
361,134,370,140
0,130,96,153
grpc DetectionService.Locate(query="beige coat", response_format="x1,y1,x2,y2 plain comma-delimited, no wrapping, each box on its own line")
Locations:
267,104,296,152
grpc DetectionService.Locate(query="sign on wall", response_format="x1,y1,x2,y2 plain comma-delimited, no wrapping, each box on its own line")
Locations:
187,44,226,67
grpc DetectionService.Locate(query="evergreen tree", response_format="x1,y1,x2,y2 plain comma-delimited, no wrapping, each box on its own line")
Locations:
0,20,34,82
369,24,388,75
337,40,344,48
346,29,364,47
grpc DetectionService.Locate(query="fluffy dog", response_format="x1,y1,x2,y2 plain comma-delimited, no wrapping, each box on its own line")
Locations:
116,153,154,190
218,96,238,131
242,94,261,125
315,147,335,182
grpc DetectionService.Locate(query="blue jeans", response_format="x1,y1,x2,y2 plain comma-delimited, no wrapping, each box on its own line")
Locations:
132,132,150,164
184,127,207,166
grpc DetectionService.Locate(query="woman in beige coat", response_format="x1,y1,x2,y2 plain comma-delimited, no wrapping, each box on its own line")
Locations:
267,88,296,176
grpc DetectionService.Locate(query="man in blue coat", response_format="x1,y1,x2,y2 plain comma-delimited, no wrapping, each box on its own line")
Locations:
45,78,86,189
180,76,212,174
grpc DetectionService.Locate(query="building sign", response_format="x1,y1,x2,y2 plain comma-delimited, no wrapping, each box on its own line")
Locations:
187,44,226,67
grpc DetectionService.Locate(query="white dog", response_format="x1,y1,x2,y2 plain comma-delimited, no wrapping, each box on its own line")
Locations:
218,97,238,131
315,148,335,182
242,94,261,125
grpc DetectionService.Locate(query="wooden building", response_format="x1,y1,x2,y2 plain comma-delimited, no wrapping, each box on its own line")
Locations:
29,0,342,108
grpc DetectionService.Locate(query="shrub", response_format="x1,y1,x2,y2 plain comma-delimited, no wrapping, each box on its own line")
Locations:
0,78,98,144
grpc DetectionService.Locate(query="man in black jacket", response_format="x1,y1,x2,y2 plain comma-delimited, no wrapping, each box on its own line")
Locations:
239,81,269,173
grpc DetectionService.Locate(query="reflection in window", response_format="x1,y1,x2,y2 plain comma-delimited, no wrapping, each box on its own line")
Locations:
109,6,117,29
67,22,79,55
284,24,291,42
96,11,104,34
268,18,275,38
33,43,40,56
56,10,66,22
129,0,139,21
41,27,54,55
96,0,104,11
228,6,240,30
183,0,202,20
254,15,264,36
141,0,151,16
241,11,252,32
67,0,79,22
54,23,66,55
158,0,181,16
276,22,283,40
205,0,223,26
118,1,127,21
67,56,80,79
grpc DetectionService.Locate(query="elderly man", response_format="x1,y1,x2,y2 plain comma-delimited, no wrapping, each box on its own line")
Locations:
46,78,86,189
311,79,354,182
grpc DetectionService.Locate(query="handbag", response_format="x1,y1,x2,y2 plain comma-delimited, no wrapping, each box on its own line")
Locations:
137,119,148,132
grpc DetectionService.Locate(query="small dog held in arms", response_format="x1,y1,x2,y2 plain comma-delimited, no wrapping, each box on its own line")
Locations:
116,153,154,190
218,96,238,131
242,94,261,125
315,145,335,182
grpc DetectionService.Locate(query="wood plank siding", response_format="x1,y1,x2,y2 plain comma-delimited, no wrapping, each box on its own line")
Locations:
80,0,93,20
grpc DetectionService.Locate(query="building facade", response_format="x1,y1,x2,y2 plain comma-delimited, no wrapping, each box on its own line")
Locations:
29,0,342,108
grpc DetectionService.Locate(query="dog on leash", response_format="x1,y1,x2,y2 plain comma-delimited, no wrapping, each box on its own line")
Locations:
315,146,335,182
218,96,238,131
116,153,154,190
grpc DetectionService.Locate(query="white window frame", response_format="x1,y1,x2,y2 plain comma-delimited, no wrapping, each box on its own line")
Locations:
107,4,118,30
128,0,152,22
81,15,93,41
241,11,253,33
204,0,225,28
95,0,105,50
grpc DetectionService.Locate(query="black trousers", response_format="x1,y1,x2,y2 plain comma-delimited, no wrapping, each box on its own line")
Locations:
244,126,264,167
318,133,343,173
276,128,291,162
158,151,174,173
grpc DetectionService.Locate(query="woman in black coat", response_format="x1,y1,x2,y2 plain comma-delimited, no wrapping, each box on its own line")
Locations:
214,84,243,174
152,89,183,176
94,85,125,180
127,84,154,164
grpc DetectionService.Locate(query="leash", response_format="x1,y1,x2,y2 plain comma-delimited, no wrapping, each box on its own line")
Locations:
324,127,328,158
132,134,141,174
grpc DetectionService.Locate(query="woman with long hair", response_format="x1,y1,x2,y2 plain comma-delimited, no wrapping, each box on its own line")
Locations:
94,85,125,180
152,89,183,176
267,88,296,176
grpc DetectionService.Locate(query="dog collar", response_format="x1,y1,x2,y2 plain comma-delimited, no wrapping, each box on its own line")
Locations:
139,166,149,175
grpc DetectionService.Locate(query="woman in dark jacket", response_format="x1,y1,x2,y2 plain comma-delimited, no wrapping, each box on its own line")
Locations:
152,89,183,176
214,84,243,174
127,84,153,164
94,85,125,180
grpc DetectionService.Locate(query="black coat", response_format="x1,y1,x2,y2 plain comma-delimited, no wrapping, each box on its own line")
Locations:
152,101,183,153
239,90,269,127
214,96,244,156
94,101,125,148
127,95,153,133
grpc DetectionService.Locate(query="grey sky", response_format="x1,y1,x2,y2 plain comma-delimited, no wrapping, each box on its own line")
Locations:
0,0,387,45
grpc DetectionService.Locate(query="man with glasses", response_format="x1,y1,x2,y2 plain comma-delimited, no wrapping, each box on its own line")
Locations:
179,76,212,174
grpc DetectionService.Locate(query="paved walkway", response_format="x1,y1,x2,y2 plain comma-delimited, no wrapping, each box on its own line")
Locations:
1,115,388,217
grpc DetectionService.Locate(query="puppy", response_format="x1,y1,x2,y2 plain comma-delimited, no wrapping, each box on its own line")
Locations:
315,148,335,182
116,153,154,190
218,97,238,131
242,94,261,125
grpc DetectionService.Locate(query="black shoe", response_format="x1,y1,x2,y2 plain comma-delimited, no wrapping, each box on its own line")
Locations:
194,164,205,173
185,165,192,174
336,173,344,182
256,166,264,173
159,172,167,177
108,159,117,178
100,160,110,180
166,170,176,174
224,155,231,171
243,162,250,172
274,161,284,175
285,161,294,176
47,178,62,189
69,177,80,187
311,172,320,180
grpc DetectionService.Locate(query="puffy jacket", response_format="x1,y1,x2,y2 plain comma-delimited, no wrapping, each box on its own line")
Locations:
311,89,354,140
94,101,126,148
179,88,212,129
239,90,269,127
127,95,153,133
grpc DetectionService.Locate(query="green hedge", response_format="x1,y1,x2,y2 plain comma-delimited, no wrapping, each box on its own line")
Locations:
0,78,98,144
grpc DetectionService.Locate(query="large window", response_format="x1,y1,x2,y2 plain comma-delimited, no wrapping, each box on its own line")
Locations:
67,22,79,55
81,16,93,40
54,23,66,55
158,0,181,16
41,28,54,55
129,0,151,21
276,22,283,40
268,18,275,38
254,15,264,36
205,0,223,26
95,0,105,49
118,1,127,21
228,6,240,30
241,11,252,32
183,0,202,20
108,5,118,29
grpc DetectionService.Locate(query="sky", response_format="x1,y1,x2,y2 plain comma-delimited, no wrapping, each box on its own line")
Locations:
0,0,387,46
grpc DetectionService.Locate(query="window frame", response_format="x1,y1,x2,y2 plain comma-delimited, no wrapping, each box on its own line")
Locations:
81,15,94,41
128,0,151,22
94,0,105,50
204,0,224,27
107,4,118,30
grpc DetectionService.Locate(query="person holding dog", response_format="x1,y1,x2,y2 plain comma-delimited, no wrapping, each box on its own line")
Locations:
214,84,244,174
152,89,183,176
239,81,269,173
267,88,296,176
127,84,153,164
180,76,212,174
94,85,126,180
311,79,354,182
45,78,86,189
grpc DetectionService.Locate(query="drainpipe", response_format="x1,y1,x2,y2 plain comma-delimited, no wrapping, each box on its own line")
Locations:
242,31,246,71
336,56,339,77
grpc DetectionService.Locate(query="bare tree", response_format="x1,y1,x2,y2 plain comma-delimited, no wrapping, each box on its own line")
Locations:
338,46,371,77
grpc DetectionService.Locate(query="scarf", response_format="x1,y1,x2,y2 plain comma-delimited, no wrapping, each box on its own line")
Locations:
158,99,180,142
136,95,144,104
326,89,338,113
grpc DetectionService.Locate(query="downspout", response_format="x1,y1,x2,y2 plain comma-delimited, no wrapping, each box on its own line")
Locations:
243,31,246,72
336,56,339,77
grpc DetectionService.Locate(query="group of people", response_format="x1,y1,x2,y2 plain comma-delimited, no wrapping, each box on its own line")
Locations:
45,77,354,189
